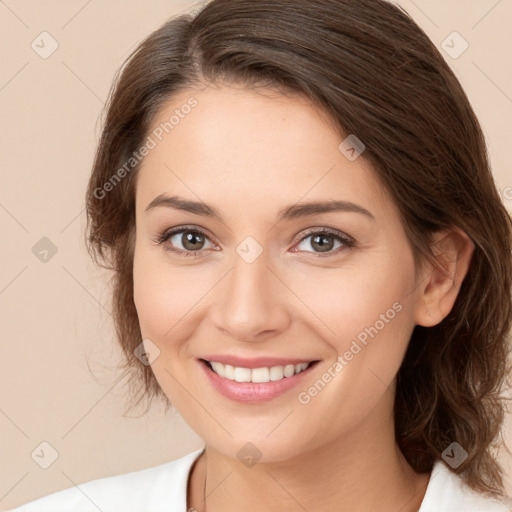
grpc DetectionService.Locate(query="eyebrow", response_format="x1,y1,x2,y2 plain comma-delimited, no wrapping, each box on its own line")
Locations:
145,194,376,222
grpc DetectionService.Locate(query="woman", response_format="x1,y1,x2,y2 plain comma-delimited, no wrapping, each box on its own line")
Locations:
11,0,512,510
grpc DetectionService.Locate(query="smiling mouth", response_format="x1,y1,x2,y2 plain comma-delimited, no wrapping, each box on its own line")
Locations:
200,359,319,383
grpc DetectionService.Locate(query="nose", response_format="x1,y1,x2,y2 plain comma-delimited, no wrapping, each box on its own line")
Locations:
210,250,291,343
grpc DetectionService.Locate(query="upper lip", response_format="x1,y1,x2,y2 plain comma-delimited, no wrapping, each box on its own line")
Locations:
200,355,319,369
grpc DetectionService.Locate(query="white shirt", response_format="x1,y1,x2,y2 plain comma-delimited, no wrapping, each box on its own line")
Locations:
9,447,511,512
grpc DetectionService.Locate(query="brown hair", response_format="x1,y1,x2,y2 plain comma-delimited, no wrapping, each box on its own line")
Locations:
85,0,512,500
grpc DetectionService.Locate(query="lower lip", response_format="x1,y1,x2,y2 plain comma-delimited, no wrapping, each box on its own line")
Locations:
198,359,319,403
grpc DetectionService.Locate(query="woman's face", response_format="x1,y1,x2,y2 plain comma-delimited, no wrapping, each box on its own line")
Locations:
133,83,427,462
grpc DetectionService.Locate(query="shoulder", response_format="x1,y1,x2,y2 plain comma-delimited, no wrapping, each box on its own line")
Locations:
419,459,512,512
8,448,205,512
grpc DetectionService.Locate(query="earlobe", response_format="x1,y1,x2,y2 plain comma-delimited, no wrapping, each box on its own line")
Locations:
414,228,475,327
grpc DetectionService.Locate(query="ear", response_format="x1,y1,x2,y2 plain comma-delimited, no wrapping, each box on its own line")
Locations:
414,228,475,327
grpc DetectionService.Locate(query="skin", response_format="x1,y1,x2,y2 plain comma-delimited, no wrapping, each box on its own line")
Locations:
132,83,474,512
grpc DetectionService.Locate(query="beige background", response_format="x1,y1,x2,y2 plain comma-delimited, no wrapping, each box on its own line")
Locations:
1,0,511,509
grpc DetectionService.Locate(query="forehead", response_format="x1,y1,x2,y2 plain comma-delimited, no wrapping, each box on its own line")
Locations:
135,84,391,219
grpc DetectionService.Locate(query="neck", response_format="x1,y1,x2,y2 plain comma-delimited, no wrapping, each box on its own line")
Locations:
187,399,430,512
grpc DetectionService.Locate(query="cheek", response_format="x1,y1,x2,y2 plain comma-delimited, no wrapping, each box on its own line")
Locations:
326,248,417,383
291,249,415,347
133,245,214,342
296,252,417,413
133,277,191,346
132,251,197,400
291,254,417,427
133,245,180,338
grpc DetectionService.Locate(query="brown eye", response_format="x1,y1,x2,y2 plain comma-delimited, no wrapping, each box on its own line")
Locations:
157,227,216,258
179,230,207,251
294,229,355,257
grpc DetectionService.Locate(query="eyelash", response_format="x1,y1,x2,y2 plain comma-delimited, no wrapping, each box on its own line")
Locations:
153,225,356,259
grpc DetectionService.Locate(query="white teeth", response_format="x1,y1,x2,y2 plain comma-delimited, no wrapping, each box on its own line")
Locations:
210,362,225,377
250,367,270,383
207,360,312,383
234,367,251,382
224,364,235,380
269,366,284,381
283,364,295,377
